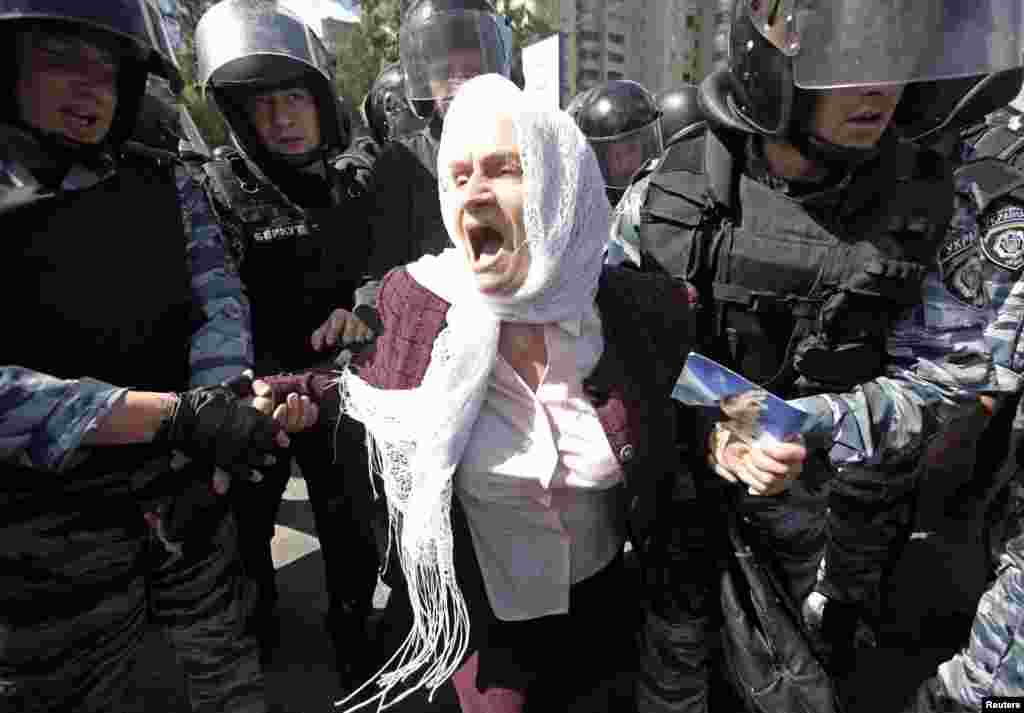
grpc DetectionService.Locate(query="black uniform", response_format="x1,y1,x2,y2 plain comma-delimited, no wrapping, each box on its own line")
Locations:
202,142,380,670
624,120,955,709
1,132,267,713
361,121,449,284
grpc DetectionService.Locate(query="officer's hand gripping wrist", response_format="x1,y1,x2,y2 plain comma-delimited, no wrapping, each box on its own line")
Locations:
157,385,284,480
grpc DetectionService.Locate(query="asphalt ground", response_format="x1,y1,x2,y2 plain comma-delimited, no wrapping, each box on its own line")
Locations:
122,436,997,713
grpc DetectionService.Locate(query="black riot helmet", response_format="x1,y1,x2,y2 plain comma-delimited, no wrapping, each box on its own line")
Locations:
361,61,425,145
196,0,349,174
399,0,513,121
656,84,705,147
567,80,663,201
703,0,1023,167
0,0,183,147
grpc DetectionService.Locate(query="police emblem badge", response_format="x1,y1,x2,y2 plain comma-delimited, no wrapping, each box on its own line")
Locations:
939,225,986,305
980,202,1024,272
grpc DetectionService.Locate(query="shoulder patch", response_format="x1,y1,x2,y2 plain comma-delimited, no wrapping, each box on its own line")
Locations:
981,200,1024,271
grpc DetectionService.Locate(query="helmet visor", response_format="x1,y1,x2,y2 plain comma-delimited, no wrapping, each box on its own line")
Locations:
196,0,331,91
743,0,1024,88
589,120,663,189
399,10,511,102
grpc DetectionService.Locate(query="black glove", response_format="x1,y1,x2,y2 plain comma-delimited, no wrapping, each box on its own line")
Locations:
156,384,284,480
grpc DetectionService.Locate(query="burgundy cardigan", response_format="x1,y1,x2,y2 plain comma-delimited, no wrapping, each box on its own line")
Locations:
358,265,696,546
267,263,697,552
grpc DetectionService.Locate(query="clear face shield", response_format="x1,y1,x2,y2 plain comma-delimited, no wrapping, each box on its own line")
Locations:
399,9,512,107
732,0,1024,134
195,0,332,93
589,119,663,190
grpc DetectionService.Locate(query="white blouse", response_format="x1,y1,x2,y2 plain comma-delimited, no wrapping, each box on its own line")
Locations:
455,306,626,621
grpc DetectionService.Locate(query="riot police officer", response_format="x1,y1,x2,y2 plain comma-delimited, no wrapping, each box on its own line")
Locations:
194,0,378,682
657,84,706,148
313,0,514,377
567,80,664,206
606,83,705,269
354,0,513,285
611,1,1023,710
886,66,1024,713
906,71,1024,568
0,0,312,710
361,61,426,148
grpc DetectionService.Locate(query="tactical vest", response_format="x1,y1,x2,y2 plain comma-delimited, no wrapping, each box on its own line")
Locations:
634,129,953,397
203,150,370,371
1,149,192,606
943,107,1024,495
958,107,1024,216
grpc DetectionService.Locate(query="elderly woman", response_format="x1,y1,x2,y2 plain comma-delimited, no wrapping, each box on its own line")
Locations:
271,73,804,712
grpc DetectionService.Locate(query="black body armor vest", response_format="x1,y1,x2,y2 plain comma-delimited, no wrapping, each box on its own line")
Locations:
203,150,370,372
957,107,1024,216
635,129,953,398
1,151,193,607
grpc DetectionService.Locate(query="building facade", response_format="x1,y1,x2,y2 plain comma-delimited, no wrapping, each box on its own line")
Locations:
512,0,731,102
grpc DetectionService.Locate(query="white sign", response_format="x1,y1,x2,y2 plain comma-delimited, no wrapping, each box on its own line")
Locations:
522,32,569,109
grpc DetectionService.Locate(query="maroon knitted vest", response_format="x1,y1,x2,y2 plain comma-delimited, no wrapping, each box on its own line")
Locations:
358,264,695,545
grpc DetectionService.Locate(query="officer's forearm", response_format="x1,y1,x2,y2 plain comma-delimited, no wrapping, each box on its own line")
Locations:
83,391,177,445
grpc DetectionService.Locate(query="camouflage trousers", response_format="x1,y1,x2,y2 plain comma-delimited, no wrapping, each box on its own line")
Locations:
0,514,265,713
904,532,1024,712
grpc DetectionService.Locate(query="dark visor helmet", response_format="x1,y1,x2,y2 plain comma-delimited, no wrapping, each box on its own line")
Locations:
721,0,1023,138
567,80,664,193
1,0,183,145
399,0,513,120
656,84,705,147
361,61,425,145
196,0,348,171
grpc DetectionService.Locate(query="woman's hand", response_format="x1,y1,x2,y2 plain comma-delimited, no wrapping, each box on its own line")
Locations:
249,378,319,433
710,424,806,496
311,307,374,351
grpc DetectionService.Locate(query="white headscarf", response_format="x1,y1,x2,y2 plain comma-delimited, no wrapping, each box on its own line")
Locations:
336,74,611,710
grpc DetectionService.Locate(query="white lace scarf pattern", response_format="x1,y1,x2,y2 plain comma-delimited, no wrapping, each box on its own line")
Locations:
335,74,611,711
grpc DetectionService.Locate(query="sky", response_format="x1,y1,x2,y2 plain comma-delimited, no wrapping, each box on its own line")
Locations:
280,0,360,31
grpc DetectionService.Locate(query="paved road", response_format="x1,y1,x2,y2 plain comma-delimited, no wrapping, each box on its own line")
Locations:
123,457,995,713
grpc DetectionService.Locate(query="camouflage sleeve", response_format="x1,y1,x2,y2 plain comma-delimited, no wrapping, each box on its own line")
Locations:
0,365,128,471
790,181,1024,467
979,200,1024,379
791,274,1000,467
178,166,254,387
935,533,1024,705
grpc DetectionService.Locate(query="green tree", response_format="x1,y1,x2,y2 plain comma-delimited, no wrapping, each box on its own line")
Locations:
333,0,402,113
494,0,556,49
176,34,229,147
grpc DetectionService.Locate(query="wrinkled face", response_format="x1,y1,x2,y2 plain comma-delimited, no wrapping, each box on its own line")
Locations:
15,29,119,145
430,47,485,116
809,84,904,149
446,110,529,296
245,86,322,155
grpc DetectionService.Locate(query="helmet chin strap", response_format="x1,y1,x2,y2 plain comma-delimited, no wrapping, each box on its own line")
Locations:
790,129,880,176
787,88,880,176
7,117,110,186
271,144,325,170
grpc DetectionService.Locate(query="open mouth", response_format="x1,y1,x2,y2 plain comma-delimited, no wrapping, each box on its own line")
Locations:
847,110,885,126
62,109,98,131
466,224,505,263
